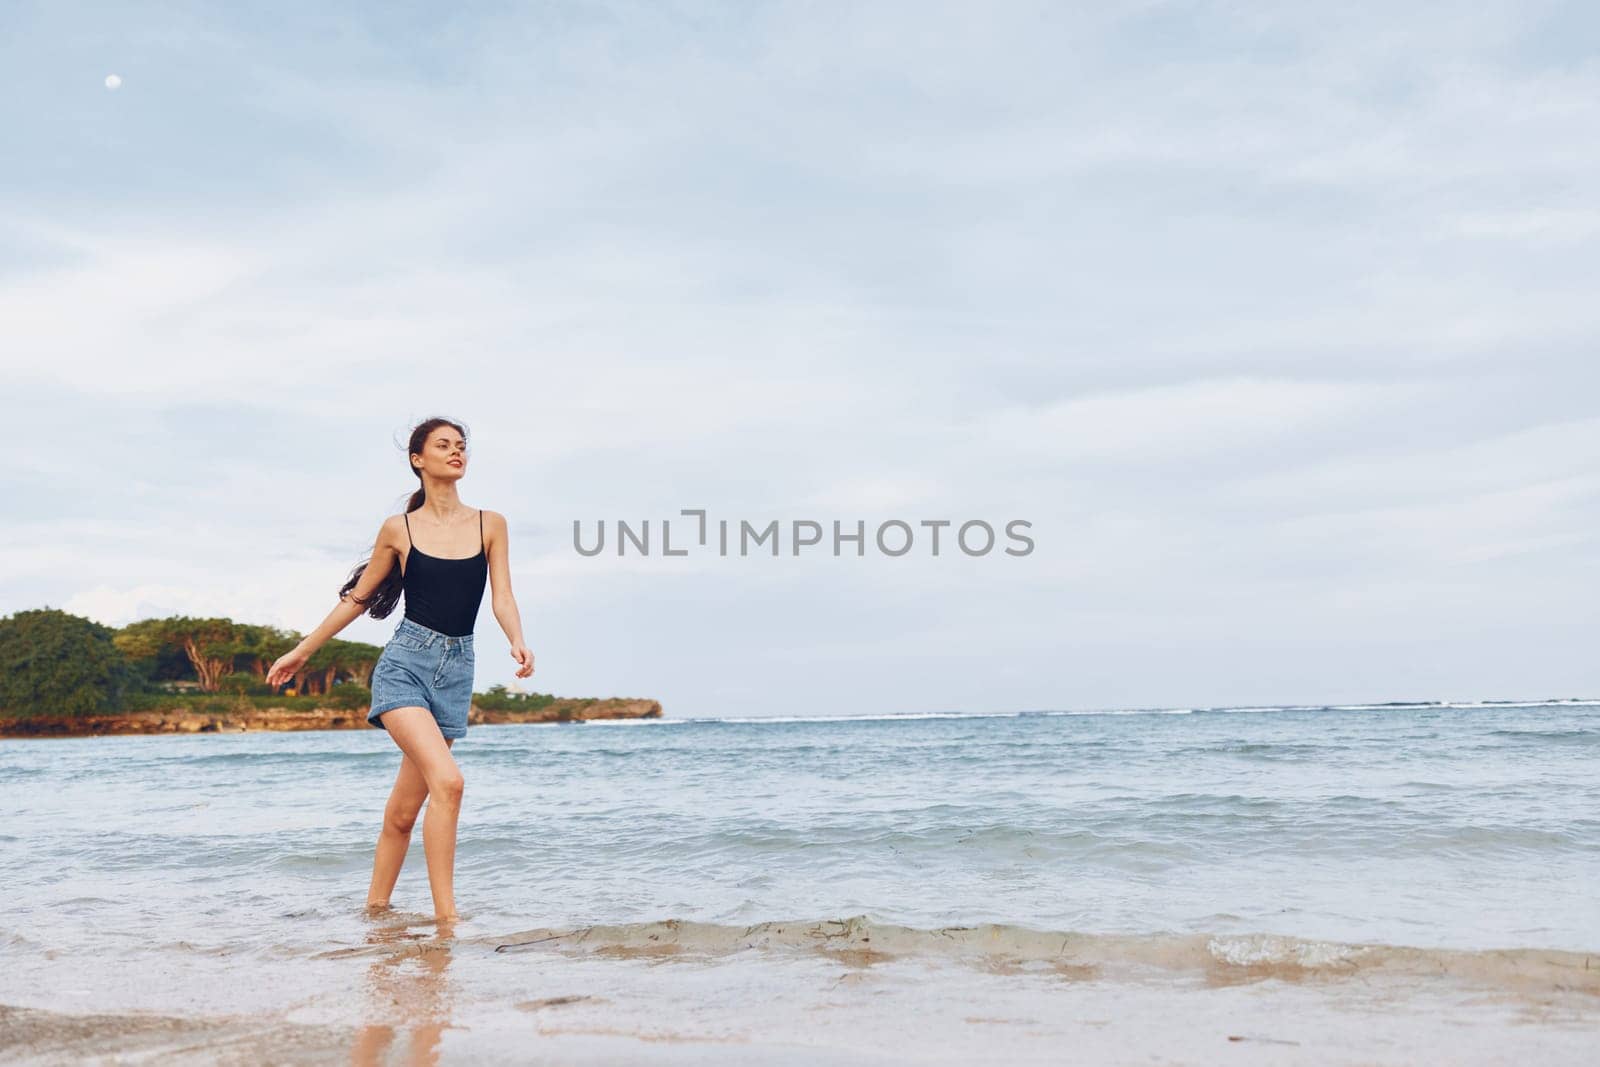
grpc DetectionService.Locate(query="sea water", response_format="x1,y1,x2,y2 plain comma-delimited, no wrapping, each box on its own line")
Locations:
3,700,1598,1062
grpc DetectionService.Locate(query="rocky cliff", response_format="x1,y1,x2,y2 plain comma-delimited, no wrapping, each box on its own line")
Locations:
0,698,663,738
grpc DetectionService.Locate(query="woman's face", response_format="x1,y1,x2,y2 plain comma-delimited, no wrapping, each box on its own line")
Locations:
413,427,468,481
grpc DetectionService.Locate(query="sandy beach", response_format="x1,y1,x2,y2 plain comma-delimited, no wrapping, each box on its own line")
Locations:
4,914,1597,1065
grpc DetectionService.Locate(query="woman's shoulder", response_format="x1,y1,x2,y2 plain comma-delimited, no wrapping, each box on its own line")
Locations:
477,508,509,541
378,512,412,539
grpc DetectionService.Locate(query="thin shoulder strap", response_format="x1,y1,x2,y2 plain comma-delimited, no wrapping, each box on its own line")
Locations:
478,509,485,553
403,511,413,548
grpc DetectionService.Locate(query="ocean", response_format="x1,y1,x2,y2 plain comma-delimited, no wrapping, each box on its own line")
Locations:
3,700,1597,1063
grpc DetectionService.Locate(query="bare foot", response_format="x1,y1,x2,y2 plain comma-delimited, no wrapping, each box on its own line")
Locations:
364,899,392,912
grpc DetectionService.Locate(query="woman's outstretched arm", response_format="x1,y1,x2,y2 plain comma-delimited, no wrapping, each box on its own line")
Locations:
484,509,535,678
267,516,403,687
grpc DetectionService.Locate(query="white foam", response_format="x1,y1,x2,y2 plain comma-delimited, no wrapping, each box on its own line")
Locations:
1206,934,1374,968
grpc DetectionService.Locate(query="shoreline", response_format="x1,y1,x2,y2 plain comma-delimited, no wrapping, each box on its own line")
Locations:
0,698,663,738
5,915,1597,1065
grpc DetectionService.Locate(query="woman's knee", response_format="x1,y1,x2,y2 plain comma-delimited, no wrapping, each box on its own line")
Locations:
429,769,465,806
384,797,423,835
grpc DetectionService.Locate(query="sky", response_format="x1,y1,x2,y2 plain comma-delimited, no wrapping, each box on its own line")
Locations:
3,1,1597,717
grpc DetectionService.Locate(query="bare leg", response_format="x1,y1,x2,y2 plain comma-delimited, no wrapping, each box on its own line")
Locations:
374,707,466,920
366,740,453,909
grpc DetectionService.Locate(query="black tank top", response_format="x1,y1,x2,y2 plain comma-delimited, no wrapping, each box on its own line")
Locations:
401,509,489,637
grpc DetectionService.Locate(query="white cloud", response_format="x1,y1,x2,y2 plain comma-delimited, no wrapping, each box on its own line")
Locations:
981,377,1420,462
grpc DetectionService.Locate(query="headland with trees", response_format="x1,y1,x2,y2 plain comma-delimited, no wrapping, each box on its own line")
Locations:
0,607,660,737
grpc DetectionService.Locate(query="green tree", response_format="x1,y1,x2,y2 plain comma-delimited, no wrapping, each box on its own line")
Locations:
0,607,137,716
114,616,240,693
291,638,379,695
300,644,326,695
329,638,383,689
233,624,302,678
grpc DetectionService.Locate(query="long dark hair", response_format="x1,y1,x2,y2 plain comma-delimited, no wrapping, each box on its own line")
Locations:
338,416,470,618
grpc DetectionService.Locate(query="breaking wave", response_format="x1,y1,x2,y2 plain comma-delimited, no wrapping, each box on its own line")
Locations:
310,915,1600,994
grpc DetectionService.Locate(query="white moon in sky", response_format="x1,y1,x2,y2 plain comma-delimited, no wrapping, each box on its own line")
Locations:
104,74,122,90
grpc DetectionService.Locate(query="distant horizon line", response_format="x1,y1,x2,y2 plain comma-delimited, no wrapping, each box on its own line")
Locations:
582,697,1600,725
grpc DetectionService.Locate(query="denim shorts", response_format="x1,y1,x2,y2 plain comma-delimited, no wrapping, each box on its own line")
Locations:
367,618,476,740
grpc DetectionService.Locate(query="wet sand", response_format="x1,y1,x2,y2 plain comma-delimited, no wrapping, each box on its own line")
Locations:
4,915,1596,1065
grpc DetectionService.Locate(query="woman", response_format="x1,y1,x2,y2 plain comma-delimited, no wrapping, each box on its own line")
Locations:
266,417,535,922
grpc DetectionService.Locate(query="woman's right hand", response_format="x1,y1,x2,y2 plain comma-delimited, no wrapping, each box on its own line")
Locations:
266,646,309,688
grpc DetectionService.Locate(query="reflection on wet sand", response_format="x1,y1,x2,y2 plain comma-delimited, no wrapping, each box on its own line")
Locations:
350,917,456,1067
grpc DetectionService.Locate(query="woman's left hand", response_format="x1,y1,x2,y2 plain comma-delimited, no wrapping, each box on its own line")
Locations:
510,643,535,678
266,645,309,688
